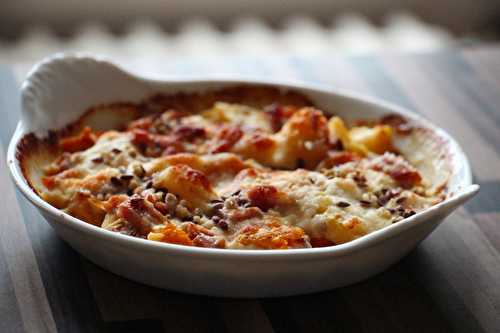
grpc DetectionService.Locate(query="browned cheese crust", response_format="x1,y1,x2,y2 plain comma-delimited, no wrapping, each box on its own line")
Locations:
19,86,449,249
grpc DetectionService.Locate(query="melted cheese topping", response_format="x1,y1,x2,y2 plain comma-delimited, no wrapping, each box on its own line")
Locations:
38,97,447,249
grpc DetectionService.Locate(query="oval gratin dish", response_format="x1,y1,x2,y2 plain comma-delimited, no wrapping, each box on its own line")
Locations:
7,54,479,297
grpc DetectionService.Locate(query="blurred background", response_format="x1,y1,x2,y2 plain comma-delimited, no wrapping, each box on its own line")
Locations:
1,0,500,65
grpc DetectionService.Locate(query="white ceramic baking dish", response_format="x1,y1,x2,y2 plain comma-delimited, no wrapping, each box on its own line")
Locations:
7,54,479,297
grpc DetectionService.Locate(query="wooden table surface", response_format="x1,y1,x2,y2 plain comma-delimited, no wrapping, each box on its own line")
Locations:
1,46,500,333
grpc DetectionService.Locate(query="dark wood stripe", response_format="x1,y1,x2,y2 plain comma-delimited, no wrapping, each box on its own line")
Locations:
104,318,164,333
0,66,25,333
395,52,500,211
419,210,499,333
289,291,367,333
452,52,500,127
216,299,274,333
400,239,487,333
474,213,500,254
0,165,58,333
441,209,500,333
82,260,166,322
153,290,229,333
461,45,500,87
0,239,24,333
0,67,59,333
464,181,500,214
0,66,21,146
83,257,228,332
415,52,500,154
152,292,227,333
259,297,305,333
340,261,454,333
15,196,106,332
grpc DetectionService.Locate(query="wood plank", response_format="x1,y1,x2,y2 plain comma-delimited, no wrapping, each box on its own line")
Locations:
81,260,165,321
0,66,25,333
461,45,500,87
153,293,227,333
463,181,500,214
334,55,469,333
460,48,500,139
473,213,500,254
285,290,366,333
380,55,500,332
103,318,164,333
0,144,57,333
217,299,275,333
427,209,500,333
418,52,500,152
14,185,109,332
0,67,22,146
339,263,455,333
0,67,58,333
82,259,228,333
400,232,487,333
0,233,24,333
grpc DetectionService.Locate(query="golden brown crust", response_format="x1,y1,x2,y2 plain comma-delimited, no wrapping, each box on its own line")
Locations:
18,85,449,250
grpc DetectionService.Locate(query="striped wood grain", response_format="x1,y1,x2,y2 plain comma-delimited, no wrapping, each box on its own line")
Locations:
1,50,500,332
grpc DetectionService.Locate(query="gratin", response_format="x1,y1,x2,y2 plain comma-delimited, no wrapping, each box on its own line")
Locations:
19,86,450,250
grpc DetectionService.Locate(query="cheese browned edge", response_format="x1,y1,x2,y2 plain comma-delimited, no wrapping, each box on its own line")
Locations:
17,85,451,250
